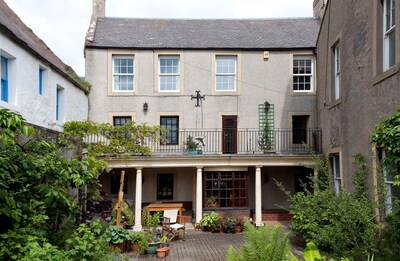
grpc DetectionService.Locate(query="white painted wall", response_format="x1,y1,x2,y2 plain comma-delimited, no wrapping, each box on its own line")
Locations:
0,34,88,131
86,48,317,129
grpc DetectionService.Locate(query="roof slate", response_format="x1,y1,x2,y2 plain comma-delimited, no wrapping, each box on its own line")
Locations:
87,18,320,49
0,0,89,93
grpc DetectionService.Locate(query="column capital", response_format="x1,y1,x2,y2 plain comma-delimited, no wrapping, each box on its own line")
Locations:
196,166,204,169
255,165,263,169
136,167,143,171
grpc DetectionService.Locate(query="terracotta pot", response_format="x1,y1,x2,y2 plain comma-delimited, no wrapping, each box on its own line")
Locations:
235,226,243,233
164,246,170,256
156,247,167,258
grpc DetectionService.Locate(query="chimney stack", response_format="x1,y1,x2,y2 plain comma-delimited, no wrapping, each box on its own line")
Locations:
313,0,327,19
86,0,106,44
93,0,106,18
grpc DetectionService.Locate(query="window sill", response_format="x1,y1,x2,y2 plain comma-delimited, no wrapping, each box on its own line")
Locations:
328,98,341,109
108,92,136,97
291,91,316,96
373,64,399,85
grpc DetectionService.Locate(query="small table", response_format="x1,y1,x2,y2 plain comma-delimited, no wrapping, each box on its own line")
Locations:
147,203,184,224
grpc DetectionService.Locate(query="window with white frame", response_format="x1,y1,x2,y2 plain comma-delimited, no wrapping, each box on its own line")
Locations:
378,148,400,215
159,56,180,91
293,56,313,92
216,56,237,91
1,56,8,102
383,0,396,70
331,154,341,194
333,46,340,100
112,56,134,91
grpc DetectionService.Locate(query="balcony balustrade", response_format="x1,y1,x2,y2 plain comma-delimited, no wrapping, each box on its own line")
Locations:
84,128,322,156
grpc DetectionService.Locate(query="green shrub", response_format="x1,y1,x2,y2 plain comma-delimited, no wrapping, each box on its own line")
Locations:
102,225,130,244
65,220,110,261
200,211,221,229
227,222,293,261
375,209,400,260
290,190,377,259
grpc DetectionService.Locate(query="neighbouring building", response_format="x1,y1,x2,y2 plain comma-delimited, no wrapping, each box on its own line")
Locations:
0,0,89,132
85,0,321,229
314,0,400,215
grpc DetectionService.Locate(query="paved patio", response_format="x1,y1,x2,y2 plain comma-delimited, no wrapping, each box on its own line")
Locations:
127,221,300,260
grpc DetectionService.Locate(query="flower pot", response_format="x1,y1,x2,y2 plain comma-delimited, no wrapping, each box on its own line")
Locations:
147,243,158,256
164,246,170,256
156,247,167,258
235,226,243,233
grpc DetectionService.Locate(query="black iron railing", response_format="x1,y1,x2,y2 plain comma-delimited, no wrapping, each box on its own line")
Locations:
84,129,322,156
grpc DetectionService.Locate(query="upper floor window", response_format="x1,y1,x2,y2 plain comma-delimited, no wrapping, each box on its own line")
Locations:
159,56,180,92
293,56,313,92
331,154,341,194
383,0,396,70
113,116,132,126
1,56,8,102
216,56,237,91
160,116,179,145
112,56,134,92
333,46,340,100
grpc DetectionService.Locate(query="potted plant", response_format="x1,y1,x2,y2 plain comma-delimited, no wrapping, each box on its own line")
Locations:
185,135,200,154
128,231,148,253
234,216,248,233
102,225,130,252
145,212,162,255
205,196,219,208
200,211,221,231
222,217,235,234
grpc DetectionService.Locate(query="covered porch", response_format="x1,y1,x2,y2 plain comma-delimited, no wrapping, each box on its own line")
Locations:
98,155,316,230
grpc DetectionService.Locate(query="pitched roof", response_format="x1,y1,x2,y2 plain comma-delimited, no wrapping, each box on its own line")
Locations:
0,0,90,93
87,17,320,49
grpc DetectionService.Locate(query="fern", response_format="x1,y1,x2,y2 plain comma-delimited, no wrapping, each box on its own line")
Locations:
227,222,294,261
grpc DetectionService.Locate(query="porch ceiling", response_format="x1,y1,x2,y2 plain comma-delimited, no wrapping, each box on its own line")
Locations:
104,154,318,169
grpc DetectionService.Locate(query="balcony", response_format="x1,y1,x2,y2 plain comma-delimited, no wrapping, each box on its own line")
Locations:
85,128,322,156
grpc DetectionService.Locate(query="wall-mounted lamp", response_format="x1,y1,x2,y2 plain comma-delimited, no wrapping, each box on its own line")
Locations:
143,102,148,111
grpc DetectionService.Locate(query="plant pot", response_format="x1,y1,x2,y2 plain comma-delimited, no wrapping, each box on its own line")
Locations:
131,242,140,253
156,247,167,258
111,242,125,253
164,246,170,256
189,149,198,155
147,243,158,256
235,226,243,233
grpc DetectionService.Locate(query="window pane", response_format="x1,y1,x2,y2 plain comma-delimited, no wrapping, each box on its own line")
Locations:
389,31,396,67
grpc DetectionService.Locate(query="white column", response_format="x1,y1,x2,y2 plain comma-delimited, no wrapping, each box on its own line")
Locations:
195,166,203,223
255,166,263,226
133,168,143,231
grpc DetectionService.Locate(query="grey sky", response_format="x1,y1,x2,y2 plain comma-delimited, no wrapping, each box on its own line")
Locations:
4,0,315,76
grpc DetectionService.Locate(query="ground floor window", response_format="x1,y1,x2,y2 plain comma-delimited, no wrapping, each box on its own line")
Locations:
204,171,247,208
157,174,174,200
